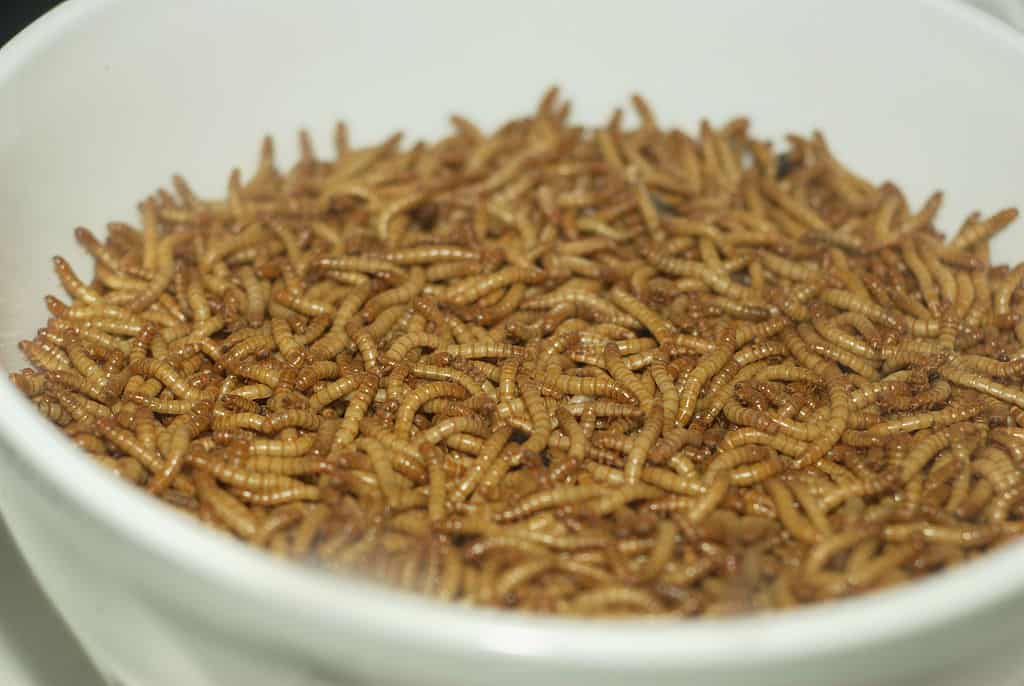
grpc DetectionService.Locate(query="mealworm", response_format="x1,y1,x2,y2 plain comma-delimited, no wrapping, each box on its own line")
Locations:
335,373,379,446
950,208,1018,250
624,406,664,485
418,415,490,446
678,330,736,425
519,381,552,453
195,470,257,538
941,366,1024,409
395,381,468,439
766,479,819,544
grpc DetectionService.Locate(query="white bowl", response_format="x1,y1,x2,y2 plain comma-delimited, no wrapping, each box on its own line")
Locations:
2,1,1024,684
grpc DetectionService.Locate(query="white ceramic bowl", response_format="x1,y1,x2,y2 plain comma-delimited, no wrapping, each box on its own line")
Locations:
2,1,1024,684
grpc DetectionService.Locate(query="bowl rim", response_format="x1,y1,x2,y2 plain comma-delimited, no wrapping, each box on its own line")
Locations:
2,0,1024,670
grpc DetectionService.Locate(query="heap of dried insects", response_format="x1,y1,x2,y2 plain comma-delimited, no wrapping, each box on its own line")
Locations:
13,88,1024,617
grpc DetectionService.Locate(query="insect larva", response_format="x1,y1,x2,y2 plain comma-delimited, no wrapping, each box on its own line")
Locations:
765,479,820,544
442,342,524,360
294,361,339,392
803,528,880,578
920,244,957,307
593,461,700,497
602,342,649,409
522,290,642,329
444,266,540,307
10,369,47,397
677,330,736,426
647,428,704,466
818,289,903,330
584,484,662,522
332,372,379,448
285,503,331,558
494,559,553,600
250,503,306,548
726,451,785,486
381,332,448,367
622,406,664,485
312,255,404,278
900,240,941,316
495,485,605,523
994,263,1024,316
249,433,316,458
242,454,327,481
212,411,266,433
72,225,133,274
379,245,480,265
231,485,322,506
95,416,163,474
628,520,677,585
734,316,789,347
949,207,1018,251
307,376,361,413
941,366,1024,409
416,449,446,524
570,586,664,615
705,444,773,478
464,534,549,564
787,479,832,536
411,363,496,400
34,396,74,426
811,316,881,360
419,415,492,448
19,339,71,373
269,318,304,368
127,231,192,312
479,446,524,501
537,364,628,403
265,410,322,433
758,251,819,282
883,521,1009,549
779,326,839,381
191,451,310,493
130,393,200,415
517,381,552,454
608,288,675,344
800,324,879,380
195,470,257,538
129,357,199,400
52,256,101,304
363,267,426,322
440,433,485,461
394,382,468,439
147,423,191,495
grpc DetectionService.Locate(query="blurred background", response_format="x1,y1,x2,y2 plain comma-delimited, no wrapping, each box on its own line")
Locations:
2,1,61,46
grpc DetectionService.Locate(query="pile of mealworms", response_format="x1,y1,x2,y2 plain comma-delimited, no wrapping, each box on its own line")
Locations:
12,89,1024,616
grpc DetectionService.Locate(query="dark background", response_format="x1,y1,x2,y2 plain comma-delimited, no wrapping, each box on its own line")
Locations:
2,0,62,47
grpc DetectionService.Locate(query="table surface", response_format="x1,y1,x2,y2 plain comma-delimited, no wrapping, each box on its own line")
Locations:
0,2,1021,685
